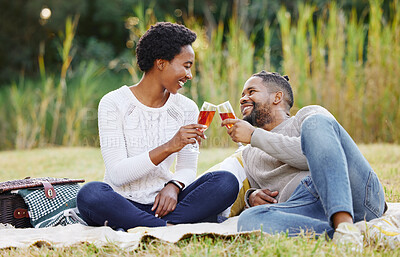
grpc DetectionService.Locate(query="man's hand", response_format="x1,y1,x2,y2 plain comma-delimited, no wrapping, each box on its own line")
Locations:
221,119,255,144
152,183,180,218
249,189,279,207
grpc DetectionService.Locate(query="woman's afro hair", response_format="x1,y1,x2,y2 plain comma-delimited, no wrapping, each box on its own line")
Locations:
136,22,197,72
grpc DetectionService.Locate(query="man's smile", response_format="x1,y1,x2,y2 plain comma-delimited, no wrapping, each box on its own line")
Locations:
241,103,254,115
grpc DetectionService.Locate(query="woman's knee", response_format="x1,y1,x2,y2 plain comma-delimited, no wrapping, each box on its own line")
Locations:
213,171,240,196
77,181,111,206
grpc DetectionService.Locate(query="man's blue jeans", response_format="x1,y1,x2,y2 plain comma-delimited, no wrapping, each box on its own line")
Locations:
237,114,386,238
77,171,238,231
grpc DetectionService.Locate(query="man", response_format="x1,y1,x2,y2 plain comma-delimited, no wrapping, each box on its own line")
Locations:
221,71,386,247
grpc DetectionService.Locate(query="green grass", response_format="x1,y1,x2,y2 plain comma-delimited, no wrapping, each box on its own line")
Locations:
0,144,399,256
3,233,396,257
0,147,237,182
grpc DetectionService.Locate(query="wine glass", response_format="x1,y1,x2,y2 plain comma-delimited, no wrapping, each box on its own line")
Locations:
188,102,217,153
217,101,244,150
217,101,236,129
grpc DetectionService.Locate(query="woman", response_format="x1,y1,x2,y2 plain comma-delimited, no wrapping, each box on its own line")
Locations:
77,22,239,231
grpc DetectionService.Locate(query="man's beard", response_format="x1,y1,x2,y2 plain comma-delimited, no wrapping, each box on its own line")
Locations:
243,102,273,128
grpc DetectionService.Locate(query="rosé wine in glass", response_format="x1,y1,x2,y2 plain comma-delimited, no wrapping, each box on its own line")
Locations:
219,112,236,128
218,101,244,150
217,101,237,129
188,102,217,153
198,110,216,131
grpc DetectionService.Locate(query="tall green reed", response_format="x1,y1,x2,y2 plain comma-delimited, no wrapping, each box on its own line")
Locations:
254,21,274,73
51,15,79,144
63,62,105,146
8,78,53,149
2,16,118,150
342,9,366,140
276,0,400,143
0,91,7,145
188,16,255,148
363,0,400,142
1,0,400,151
277,3,315,108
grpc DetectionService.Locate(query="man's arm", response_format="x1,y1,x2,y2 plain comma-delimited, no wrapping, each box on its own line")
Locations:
251,106,336,169
222,106,335,170
221,118,308,170
250,129,308,170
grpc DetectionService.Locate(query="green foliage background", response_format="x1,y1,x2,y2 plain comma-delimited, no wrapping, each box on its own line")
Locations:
0,0,399,150
0,0,393,83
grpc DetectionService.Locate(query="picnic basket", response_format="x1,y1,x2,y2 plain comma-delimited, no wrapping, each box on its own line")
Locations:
0,177,85,228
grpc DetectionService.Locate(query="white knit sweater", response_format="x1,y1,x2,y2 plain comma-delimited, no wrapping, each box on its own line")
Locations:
98,86,199,204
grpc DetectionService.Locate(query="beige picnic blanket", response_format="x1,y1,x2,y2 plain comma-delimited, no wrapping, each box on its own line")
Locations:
1,203,399,250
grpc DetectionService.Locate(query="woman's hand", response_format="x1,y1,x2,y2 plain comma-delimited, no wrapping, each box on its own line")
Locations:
152,183,181,218
149,124,206,166
167,124,207,152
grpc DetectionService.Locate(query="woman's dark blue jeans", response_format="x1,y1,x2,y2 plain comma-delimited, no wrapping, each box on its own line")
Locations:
77,171,239,231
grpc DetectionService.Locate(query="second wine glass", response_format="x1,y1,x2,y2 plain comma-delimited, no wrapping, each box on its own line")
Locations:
217,101,236,128
217,100,244,151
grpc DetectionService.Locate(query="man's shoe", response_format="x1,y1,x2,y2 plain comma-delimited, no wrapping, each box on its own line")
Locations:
365,215,400,249
332,222,363,252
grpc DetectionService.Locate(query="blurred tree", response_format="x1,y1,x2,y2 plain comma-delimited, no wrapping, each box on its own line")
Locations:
0,0,393,86
0,0,45,83
0,0,86,84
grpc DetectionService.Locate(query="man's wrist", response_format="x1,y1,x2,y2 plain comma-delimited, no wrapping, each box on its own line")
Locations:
250,128,256,137
246,192,252,207
247,128,256,145
244,188,257,207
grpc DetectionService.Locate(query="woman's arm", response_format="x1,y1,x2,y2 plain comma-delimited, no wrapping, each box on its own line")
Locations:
99,94,204,187
152,98,201,218
149,124,205,167
171,99,201,187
